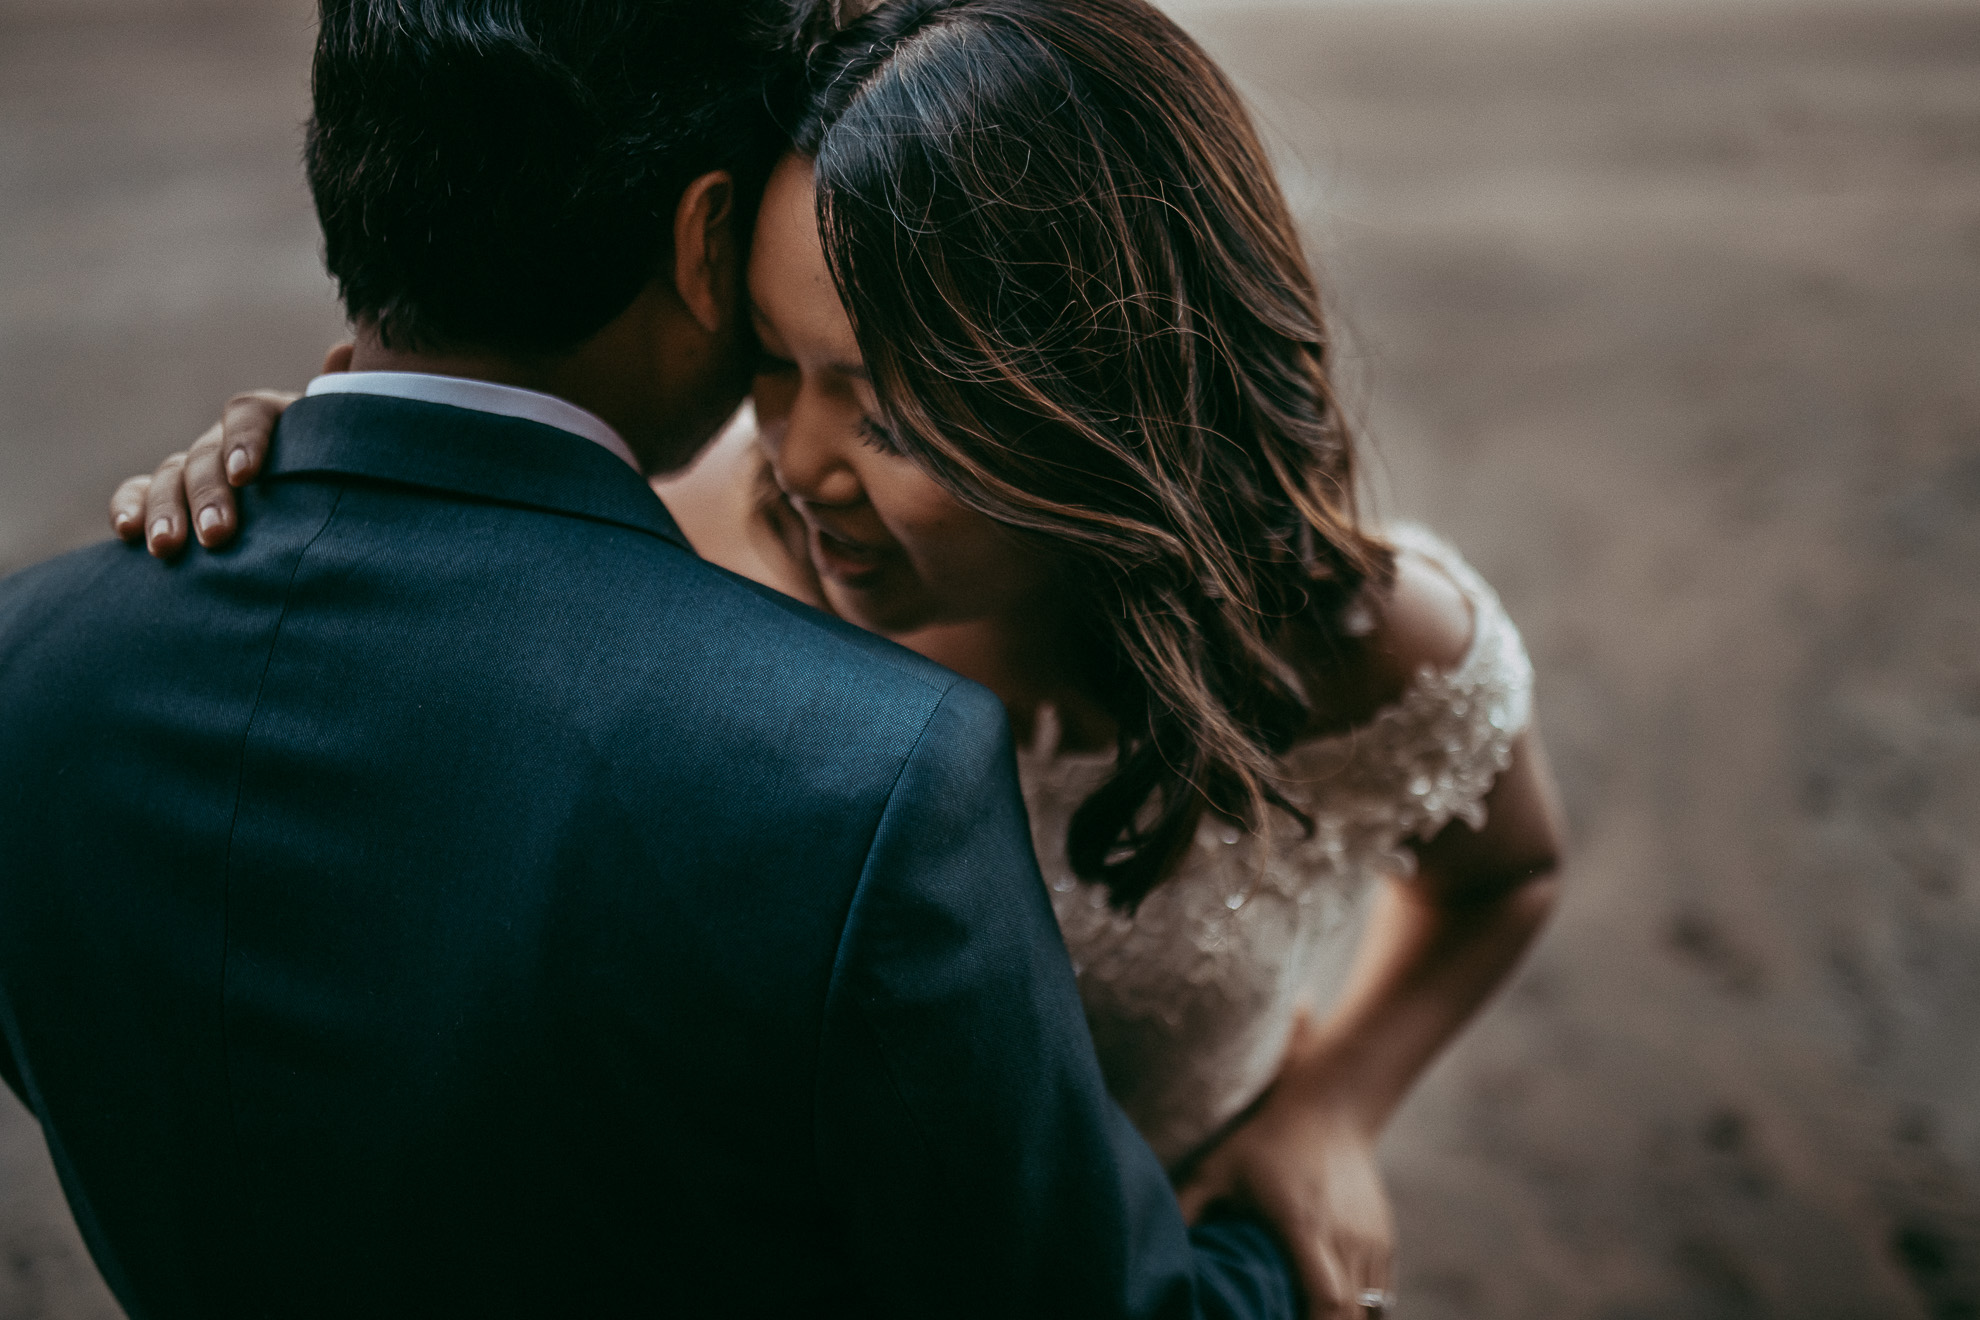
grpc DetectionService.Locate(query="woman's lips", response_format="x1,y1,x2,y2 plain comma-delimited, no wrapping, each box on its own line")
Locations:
807,521,893,584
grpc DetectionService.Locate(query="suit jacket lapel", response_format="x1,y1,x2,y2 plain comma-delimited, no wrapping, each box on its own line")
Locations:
265,392,691,550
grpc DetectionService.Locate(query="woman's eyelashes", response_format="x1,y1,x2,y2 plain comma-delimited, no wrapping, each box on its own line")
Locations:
857,417,904,455
747,345,900,456
752,349,799,378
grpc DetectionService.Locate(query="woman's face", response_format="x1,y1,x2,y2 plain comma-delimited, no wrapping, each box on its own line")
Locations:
746,153,1048,637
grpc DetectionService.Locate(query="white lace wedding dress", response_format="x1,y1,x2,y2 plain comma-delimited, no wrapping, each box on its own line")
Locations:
1016,525,1533,1168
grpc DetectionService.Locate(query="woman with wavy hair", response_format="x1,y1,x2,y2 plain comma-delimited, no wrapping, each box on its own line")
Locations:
121,0,1565,1312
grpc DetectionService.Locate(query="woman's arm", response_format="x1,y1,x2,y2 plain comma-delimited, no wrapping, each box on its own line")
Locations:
1288,550,1565,1135
1177,553,1566,1317
1286,731,1562,1134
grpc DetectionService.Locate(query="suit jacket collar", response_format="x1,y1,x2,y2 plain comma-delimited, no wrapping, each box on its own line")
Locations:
265,392,690,550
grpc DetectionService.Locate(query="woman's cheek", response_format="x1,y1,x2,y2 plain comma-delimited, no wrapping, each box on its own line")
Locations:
863,462,1042,611
930,518,1046,614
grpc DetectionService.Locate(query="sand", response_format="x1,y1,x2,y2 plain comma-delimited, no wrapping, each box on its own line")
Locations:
2,1,1976,1316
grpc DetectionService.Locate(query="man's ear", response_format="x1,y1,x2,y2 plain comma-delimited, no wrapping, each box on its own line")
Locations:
672,170,738,335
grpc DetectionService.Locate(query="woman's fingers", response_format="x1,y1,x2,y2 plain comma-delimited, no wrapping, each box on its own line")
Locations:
111,475,152,542
141,452,192,558
1345,1236,1394,1318
1366,1233,1396,1294
177,390,292,548
1294,1233,1353,1320
183,424,236,546
1173,1173,1344,1319
219,391,293,488
1174,1120,1394,1318
123,390,291,556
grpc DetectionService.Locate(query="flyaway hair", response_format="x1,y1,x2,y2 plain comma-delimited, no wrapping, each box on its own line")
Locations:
792,0,1393,909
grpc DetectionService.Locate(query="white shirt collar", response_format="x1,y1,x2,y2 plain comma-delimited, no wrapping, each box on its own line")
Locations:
304,371,642,474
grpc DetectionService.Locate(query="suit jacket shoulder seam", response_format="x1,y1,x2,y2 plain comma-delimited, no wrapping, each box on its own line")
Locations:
809,678,968,1183
213,487,346,1210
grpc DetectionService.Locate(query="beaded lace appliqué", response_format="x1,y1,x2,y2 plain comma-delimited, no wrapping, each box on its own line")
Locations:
1016,525,1534,1166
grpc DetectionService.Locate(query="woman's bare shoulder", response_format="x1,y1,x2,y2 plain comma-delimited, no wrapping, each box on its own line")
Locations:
1293,544,1476,738
649,408,761,551
1366,547,1475,685
650,408,828,610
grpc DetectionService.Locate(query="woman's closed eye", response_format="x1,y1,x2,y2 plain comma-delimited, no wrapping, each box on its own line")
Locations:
754,349,799,378
857,417,904,455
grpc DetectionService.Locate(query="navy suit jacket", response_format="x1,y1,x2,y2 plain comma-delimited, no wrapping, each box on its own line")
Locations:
0,393,1295,1319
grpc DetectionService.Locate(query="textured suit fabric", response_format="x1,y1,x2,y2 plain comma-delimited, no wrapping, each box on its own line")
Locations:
0,393,1294,1320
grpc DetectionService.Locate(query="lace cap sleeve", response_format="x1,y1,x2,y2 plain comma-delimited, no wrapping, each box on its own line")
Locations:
1280,523,1534,858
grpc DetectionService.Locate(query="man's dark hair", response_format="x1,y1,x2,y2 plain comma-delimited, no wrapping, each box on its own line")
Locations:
307,0,796,355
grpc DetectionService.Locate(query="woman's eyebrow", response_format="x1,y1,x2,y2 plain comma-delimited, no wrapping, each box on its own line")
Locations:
745,298,866,379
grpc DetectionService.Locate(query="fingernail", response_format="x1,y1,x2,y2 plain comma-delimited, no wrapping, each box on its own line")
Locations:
149,518,173,543
113,514,133,534
226,449,250,480
197,507,223,535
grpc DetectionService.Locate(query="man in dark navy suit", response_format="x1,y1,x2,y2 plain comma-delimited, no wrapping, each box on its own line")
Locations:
0,2,1298,1316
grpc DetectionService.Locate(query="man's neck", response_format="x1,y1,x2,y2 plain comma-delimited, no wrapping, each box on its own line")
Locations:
346,337,560,397
339,302,728,478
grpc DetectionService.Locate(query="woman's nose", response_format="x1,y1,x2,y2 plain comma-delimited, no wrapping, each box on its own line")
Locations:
758,384,865,508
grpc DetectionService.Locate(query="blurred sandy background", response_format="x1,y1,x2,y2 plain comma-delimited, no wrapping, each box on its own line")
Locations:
2,0,1977,1316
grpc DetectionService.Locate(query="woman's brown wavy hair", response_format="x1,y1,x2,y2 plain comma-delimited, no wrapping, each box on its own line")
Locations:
792,0,1393,910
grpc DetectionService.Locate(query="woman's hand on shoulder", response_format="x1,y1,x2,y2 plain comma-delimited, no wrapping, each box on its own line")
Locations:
1174,1041,1394,1319
111,343,348,557
112,391,292,557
